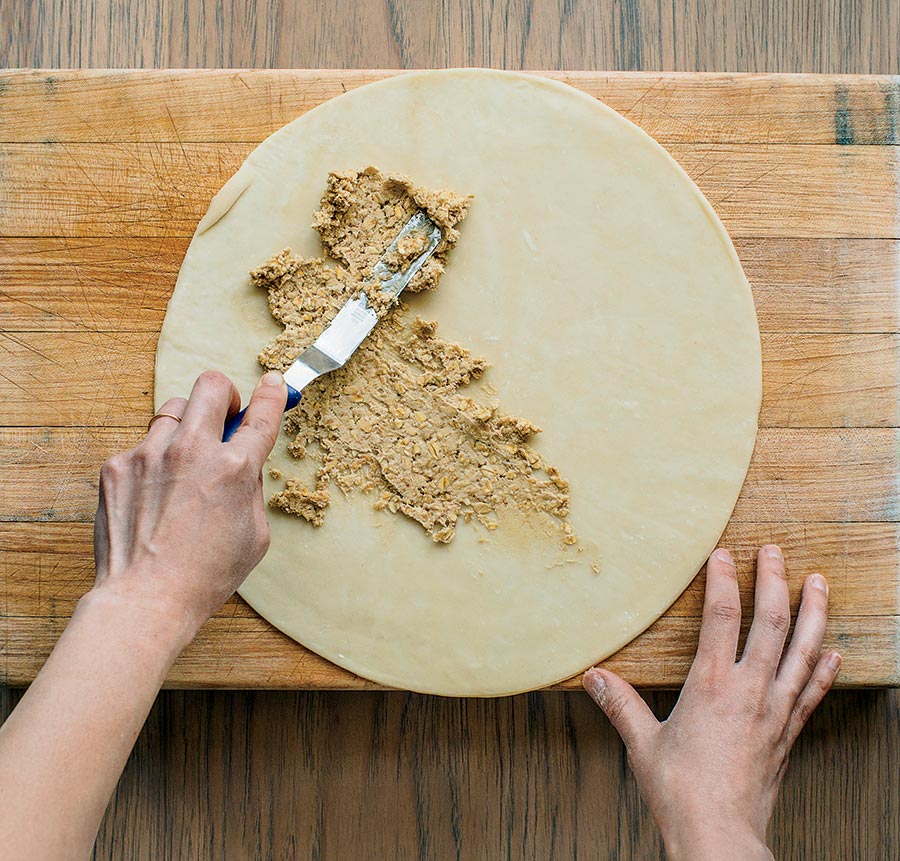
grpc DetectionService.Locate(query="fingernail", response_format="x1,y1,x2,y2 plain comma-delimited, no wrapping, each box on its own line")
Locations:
583,669,607,705
713,548,734,565
827,652,842,671
260,370,284,387
809,573,827,593
764,545,784,561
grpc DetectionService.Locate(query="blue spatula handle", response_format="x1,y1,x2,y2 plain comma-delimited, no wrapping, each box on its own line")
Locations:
222,384,302,442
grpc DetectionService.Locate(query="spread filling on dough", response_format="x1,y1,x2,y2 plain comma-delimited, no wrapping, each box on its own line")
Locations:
253,167,574,545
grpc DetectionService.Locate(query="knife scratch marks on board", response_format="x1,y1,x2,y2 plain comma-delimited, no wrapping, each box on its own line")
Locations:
233,73,253,92
60,141,116,211
165,103,192,169
620,75,665,120
1,331,59,365
681,145,725,182
713,165,783,206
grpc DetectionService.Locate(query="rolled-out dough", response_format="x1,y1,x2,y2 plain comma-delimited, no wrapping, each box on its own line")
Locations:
155,69,761,696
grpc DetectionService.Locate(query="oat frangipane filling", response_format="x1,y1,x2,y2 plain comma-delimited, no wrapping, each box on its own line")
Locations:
252,167,575,546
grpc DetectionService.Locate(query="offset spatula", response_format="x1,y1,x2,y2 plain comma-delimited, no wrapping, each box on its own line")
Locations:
223,211,442,441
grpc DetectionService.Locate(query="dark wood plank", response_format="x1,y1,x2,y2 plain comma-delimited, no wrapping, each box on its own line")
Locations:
98,688,892,860
1,1,898,73
3,686,896,860
50,687,679,859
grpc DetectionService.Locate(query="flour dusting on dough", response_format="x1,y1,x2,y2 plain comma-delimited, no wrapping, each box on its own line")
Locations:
254,167,573,544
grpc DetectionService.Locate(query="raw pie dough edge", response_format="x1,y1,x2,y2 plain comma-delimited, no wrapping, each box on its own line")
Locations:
155,69,762,696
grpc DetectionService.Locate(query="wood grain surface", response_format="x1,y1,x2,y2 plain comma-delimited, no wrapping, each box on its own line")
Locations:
2,69,899,692
2,4,900,860
1,0,898,73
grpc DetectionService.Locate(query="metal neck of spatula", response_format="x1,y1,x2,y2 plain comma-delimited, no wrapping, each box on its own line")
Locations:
222,210,442,442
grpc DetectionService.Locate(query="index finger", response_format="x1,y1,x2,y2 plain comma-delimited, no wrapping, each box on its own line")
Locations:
228,370,288,466
692,548,742,672
181,371,241,437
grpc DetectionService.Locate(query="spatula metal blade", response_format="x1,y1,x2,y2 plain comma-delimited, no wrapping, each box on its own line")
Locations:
283,212,442,393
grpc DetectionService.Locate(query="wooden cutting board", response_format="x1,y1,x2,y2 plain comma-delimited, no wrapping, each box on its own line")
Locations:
1,70,898,690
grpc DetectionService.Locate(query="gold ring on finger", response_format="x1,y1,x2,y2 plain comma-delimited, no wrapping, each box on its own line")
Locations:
147,412,184,430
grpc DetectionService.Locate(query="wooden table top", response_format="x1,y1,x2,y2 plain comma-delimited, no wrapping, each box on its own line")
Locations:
2,2,899,858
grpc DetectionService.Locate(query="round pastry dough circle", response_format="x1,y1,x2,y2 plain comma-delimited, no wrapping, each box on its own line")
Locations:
155,70,761,696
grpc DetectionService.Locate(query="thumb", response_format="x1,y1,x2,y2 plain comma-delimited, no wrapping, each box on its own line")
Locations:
93,482,110,580
583,668,658,749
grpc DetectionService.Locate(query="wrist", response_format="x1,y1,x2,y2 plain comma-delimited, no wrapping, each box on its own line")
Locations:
80,578,202,659
662,820,772,861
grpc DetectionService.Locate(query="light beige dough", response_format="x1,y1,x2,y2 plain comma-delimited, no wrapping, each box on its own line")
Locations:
155,69,761,696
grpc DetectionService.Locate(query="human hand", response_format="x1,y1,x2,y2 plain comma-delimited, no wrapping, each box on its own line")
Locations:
91,370,287,637
583,546,841,860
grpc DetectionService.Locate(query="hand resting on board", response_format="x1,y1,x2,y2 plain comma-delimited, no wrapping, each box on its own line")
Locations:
584,546,841,860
